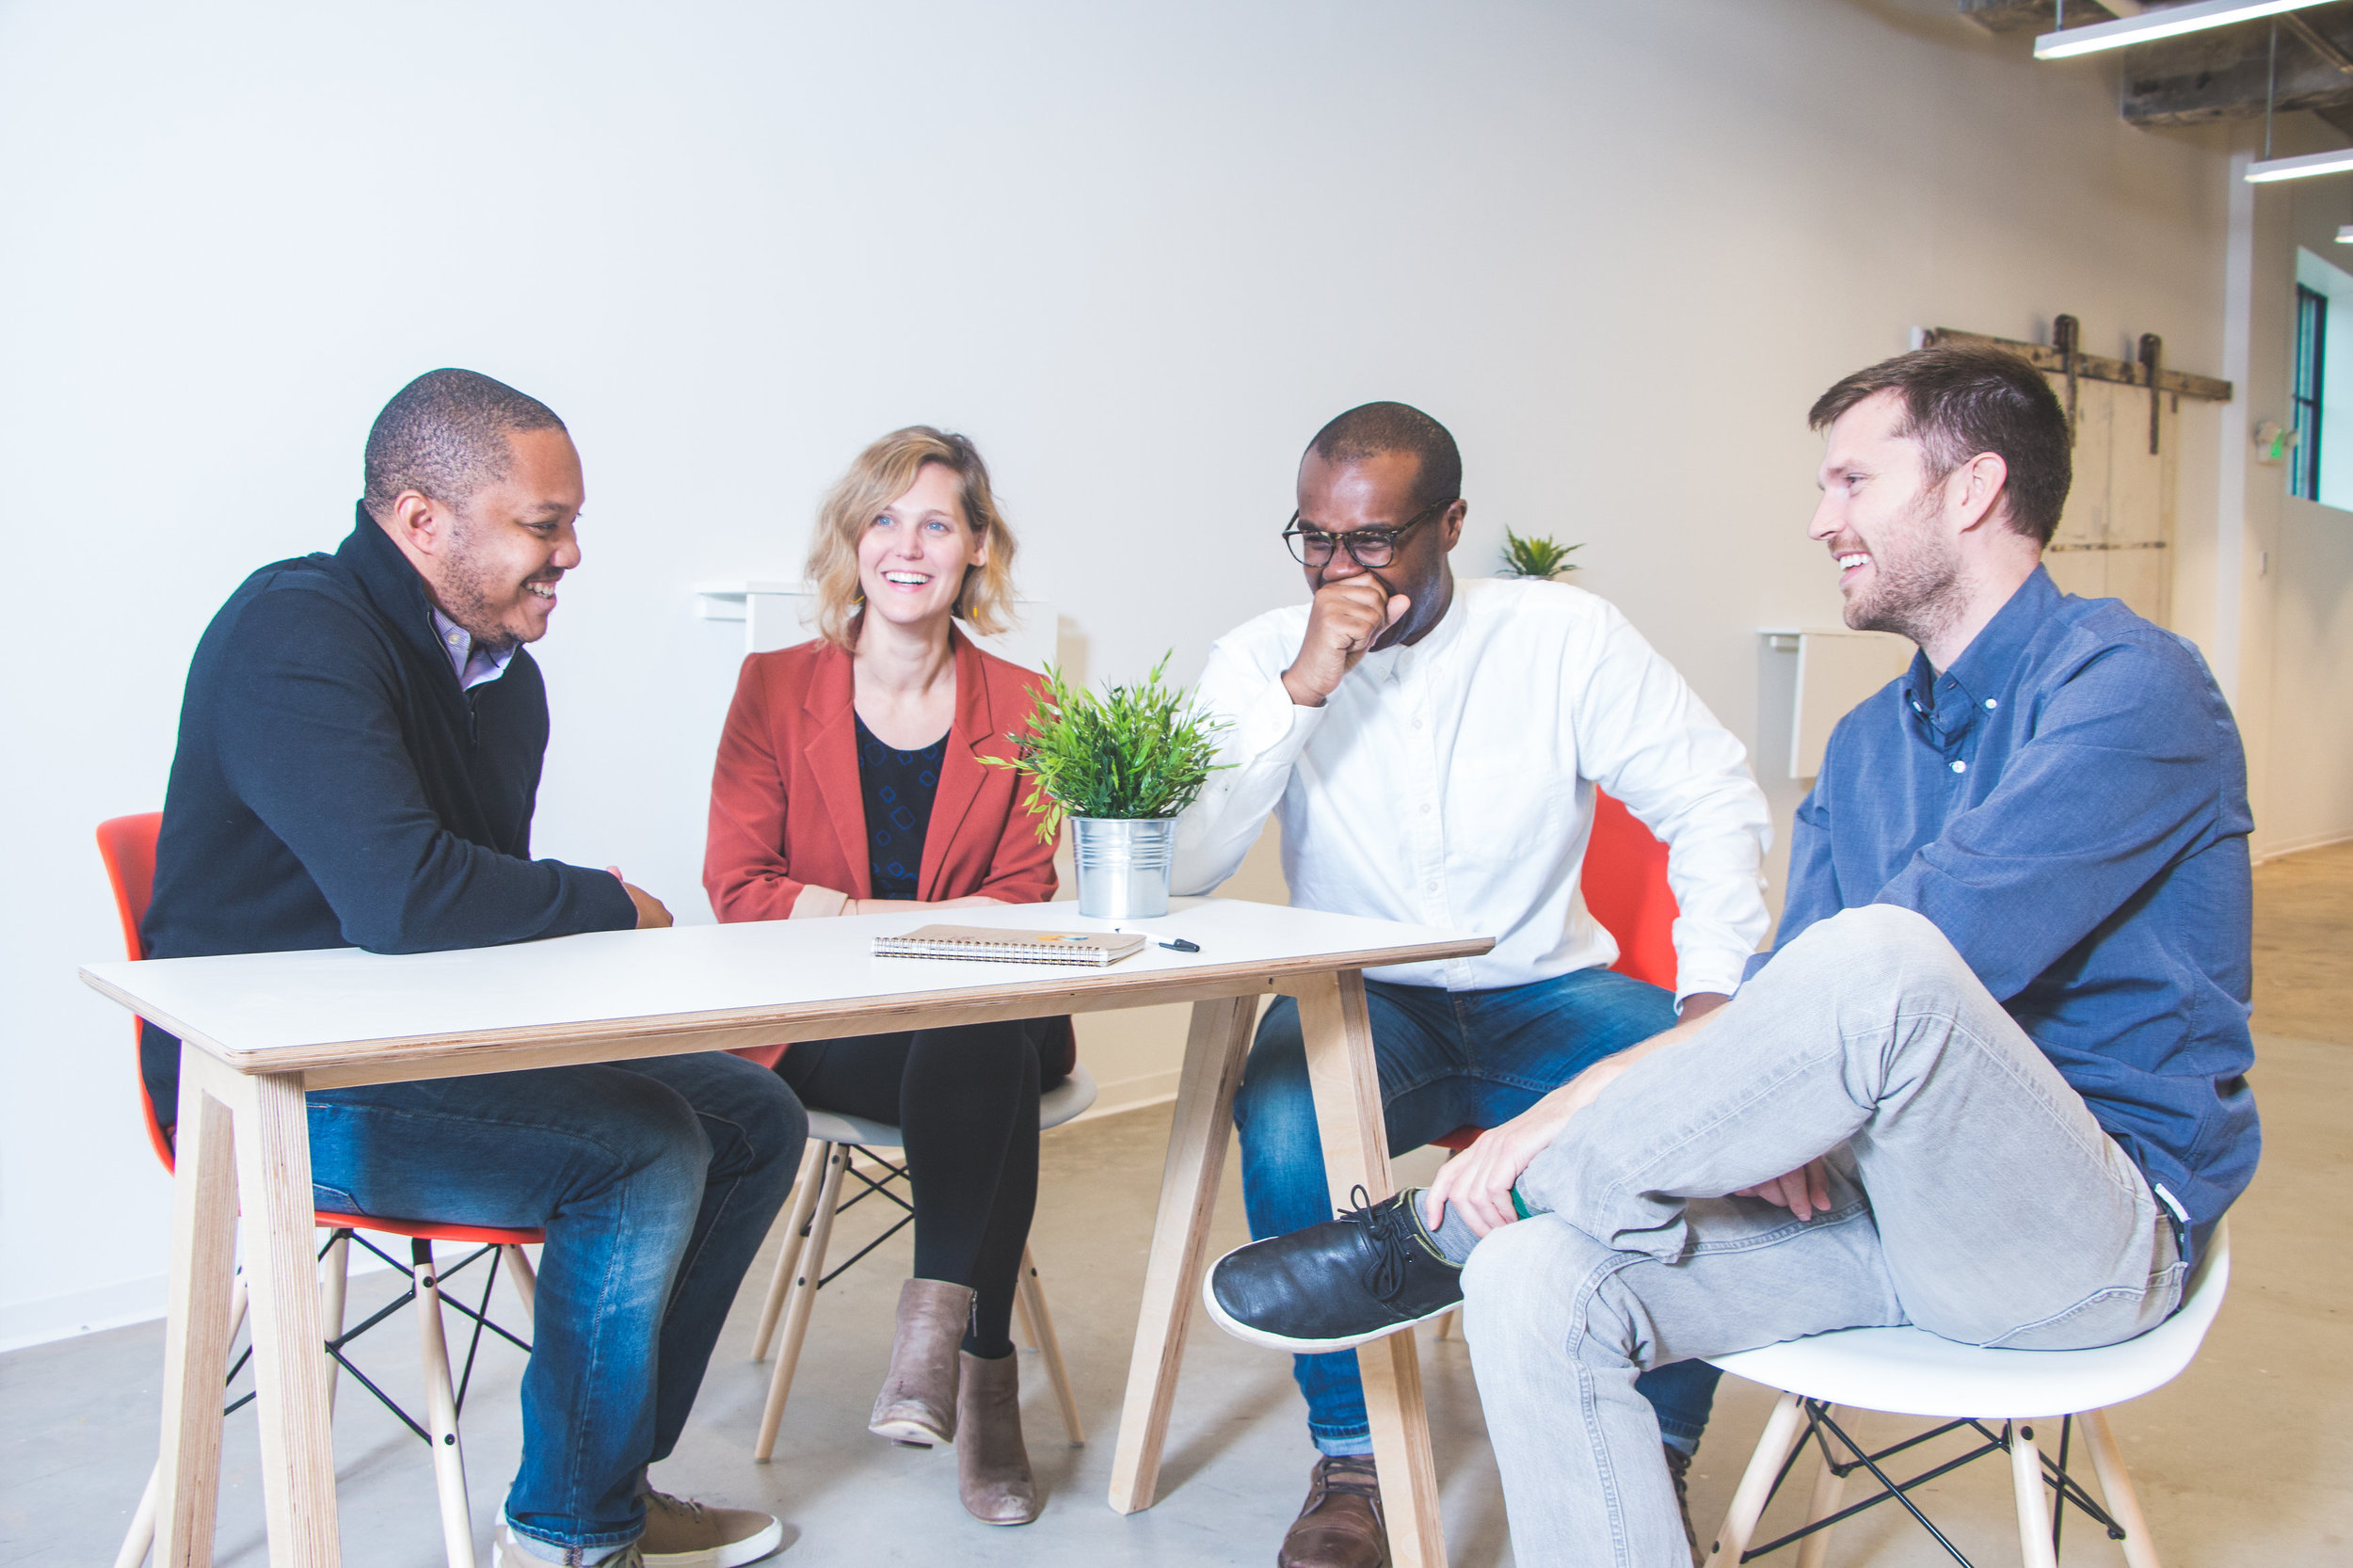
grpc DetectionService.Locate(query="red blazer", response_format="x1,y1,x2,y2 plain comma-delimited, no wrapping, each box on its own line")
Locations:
704,631,1058,922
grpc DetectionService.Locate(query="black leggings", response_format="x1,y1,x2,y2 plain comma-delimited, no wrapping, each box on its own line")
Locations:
777,1019,1047,1359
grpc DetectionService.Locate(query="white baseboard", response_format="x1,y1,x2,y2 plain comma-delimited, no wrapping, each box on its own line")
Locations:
0,1273,171,1354
0,1240,401,1355
1064,1067,1180,1126
2253,829,2353,864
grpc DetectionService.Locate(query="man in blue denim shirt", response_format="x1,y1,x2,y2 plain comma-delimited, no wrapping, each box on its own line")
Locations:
1206,345,2257,1567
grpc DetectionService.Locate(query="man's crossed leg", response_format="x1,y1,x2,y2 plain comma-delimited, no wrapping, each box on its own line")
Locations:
1469,904,2183,1566
1213,904,2185,1568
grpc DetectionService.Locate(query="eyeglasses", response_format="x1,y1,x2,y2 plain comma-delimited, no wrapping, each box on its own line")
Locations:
1281,501,1450,568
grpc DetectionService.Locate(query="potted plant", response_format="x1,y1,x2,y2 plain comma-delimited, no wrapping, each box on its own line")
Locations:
1498,528,1581,580
988,655,1227,918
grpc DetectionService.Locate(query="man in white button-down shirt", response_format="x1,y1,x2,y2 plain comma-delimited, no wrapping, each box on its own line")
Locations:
1175,401,1771,1568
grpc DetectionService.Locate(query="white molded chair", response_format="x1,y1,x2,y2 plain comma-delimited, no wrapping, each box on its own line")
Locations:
1706,1222,2230,1568
747,1063,1096,1459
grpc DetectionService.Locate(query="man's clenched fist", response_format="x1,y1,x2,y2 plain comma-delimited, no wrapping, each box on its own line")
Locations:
1281,578,1412,708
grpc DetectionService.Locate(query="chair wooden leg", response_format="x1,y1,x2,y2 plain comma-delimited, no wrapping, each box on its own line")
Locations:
499,1245,537,1330
1712,1391,1810,1563
1016,1245,1085,1446
2009,1421,2059,1568
752,1142,825,1362
412,1240,477,1568
2080,1409,2163,1568
117,1464,162,1568
1012,1271,1040,1347
319,1231,349,1419
1794,1407,1847,1568
755,1143,845,1461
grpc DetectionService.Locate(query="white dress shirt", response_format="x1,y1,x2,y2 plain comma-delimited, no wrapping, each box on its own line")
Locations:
1173,577,1771,998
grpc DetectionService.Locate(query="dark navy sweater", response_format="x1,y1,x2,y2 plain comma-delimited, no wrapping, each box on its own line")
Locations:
139,507,636,1123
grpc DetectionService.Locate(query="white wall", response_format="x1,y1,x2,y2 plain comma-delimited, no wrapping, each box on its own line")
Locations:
2257,170,2353,856
0,0,2249,1347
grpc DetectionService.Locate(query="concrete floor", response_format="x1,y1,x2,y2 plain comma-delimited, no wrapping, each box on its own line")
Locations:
7,847,2349,1566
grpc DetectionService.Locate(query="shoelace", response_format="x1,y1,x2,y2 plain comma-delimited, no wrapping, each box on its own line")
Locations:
1319,1454,1382,1502
1336,1184,1413,1304
644,1487,709,1525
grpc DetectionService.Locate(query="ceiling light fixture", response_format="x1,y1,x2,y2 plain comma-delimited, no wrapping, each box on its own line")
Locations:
2247,147,2353,180
2036,0,2338,60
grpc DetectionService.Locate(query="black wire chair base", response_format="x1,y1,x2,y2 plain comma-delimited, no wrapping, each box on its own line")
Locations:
218,1228,533,1451
810,1144,917,1289
1732,1400,2129,1567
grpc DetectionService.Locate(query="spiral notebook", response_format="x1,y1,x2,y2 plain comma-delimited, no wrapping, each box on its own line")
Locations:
872,925,1150,967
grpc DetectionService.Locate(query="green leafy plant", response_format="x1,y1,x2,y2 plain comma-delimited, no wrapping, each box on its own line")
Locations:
987,654,1230,841
1498,529,1581,579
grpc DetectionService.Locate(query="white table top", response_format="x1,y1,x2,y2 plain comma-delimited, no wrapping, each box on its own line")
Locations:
81,898,1489,1072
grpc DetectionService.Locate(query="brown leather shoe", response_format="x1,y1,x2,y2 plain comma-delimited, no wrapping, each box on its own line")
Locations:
869,1278,974,1447
1279,1454,1387,1568
1664,1444,1701,1567
955,1349,1040,1525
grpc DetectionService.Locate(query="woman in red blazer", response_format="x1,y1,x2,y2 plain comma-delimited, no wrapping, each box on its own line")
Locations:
705,427,1059,1527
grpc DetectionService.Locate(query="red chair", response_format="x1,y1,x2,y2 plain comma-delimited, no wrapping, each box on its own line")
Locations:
1422,791,1679,1340
1577,790,1680,994
99,814,538,1568
1429,790,1679,1154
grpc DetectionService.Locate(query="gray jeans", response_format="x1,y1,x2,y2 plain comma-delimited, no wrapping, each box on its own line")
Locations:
1459,904,2185,1568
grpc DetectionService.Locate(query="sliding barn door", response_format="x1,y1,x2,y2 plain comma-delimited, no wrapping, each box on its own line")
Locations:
2041,376,2177,627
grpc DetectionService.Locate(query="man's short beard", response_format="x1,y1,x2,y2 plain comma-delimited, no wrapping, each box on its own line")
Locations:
439,514,524,655
1845,481,1962,652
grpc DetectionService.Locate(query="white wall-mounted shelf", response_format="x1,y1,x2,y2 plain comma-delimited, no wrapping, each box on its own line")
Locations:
1759,626,1914,779
695,582,1058,671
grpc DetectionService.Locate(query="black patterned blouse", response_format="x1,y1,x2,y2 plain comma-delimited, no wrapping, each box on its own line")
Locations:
855,714,949,901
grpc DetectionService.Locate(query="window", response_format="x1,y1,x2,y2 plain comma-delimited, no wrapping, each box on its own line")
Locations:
2294,282,2327,501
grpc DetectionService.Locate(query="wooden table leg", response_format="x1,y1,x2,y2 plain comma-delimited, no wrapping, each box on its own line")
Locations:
154,1054,241,1568
1107,994,1259,1513
1293,969,1448,1568
210,1058,342,1565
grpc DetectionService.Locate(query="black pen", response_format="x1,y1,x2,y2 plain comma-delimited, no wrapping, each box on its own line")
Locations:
1113,927,1201,953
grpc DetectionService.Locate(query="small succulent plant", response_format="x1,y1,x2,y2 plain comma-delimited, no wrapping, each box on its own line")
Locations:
1499,529,1581,579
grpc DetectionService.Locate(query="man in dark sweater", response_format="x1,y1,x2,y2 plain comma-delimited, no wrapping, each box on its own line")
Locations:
142,369,805,1568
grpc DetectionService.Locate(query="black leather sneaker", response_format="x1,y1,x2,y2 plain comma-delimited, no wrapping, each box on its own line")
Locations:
1203,1187,1464,1352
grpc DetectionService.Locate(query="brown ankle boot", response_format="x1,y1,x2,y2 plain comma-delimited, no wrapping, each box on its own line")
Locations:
1280,1454,1386,1568
955,1350,1040,1526
868,1278,974,1447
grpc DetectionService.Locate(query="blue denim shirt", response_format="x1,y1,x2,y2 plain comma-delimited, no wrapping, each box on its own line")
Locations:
1753,568,2258,1255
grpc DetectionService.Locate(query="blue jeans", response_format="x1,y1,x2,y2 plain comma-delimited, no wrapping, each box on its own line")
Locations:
307,1051,807,1554
1234,968,1721,1455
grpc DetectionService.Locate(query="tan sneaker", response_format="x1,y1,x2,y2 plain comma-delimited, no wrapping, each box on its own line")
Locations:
491,1522,645,1567
638,1483,784,1568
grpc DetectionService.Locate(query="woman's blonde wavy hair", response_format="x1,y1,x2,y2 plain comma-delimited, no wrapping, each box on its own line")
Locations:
805,426,1020,650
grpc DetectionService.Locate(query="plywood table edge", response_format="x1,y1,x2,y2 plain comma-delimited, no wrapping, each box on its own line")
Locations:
79,936,1494,1080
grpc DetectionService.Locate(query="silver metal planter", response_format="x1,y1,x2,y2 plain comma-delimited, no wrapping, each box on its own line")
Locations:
1070,815,1176,920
